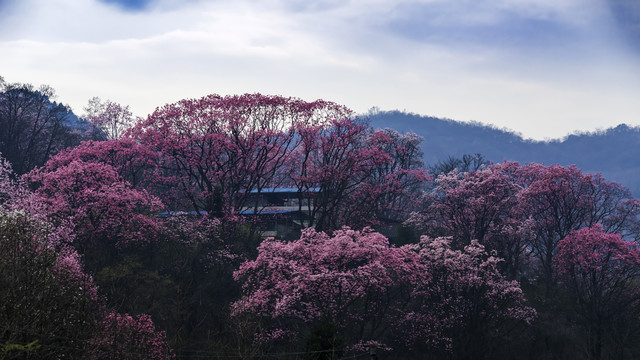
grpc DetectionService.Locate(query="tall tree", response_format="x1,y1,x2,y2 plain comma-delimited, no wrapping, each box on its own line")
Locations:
132,94,352,217
285,122,428,231
0,82,87,173
25,159,163,271
409,162,531,279
84,97,139,140
232,227,424,356
412,236,536,360
517,164,640,288
555,226,640,360
232,228,534,358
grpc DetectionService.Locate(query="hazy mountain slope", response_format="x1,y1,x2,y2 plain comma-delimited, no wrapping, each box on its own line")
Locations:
367,111,640,196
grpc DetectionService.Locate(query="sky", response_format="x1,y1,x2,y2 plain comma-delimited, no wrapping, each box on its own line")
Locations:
0,0,639,140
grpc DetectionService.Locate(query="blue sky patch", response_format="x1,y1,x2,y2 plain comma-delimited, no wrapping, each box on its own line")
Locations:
607,0,640,51
99,0,154,11
384,2,579,54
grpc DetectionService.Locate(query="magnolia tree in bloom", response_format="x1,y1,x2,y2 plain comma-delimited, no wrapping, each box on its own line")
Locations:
25,159,163,258
131,94,351,217
412,236,536,359
232,228,535,358
91,312,174,360
361,129,429,224
84,97,139,140
285,121,429,230
554,226,640,360
409,162,531,279
517,164,640,287
232,227,423,353
409,162,640,285
129,93,428,230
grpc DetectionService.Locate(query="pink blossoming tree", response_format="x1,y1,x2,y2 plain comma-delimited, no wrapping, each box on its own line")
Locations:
554,226,640,360
517,164,640,288
232,227,424,355
90,312,174,360
285,120,428,230
233,228,535,358
413,236,536,359
132,94,351,217
84,97,139,140
24,159,163,272
409,162,531,279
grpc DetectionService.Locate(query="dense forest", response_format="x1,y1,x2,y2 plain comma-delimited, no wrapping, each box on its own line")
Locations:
2,79,640,360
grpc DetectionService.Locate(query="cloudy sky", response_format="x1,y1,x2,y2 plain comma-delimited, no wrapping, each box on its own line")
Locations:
0,0,638,140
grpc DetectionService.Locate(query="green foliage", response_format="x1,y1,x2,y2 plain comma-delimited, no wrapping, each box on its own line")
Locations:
1,340,41,358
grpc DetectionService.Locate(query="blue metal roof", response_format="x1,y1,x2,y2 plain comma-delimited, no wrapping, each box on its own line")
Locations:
250,187,320,193
238,209,301,215
158,210,208,217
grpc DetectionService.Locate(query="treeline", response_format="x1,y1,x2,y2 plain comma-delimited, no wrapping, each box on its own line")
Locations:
2,82,640,359
368,110,640,197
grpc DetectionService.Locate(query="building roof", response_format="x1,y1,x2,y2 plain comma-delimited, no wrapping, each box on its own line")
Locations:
158,210,208,217
238,209,301,215
249,187,320,194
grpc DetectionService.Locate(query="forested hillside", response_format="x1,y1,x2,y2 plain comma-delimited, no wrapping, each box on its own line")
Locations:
368,110,640,196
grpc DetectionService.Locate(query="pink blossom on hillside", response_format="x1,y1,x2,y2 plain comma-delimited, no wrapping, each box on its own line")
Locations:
84,98,139,140
39,138,159,189
555,226,640,288
233,227,424,350
132,94,351,217
408,162,530,278
90,312,174,360
554,226,640,360
412,236,536,358
25,159,163,248
233,227,534,356
517,163,640,286
285,120,428,230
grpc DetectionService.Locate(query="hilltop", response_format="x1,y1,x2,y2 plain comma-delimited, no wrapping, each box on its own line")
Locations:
367,110,640,196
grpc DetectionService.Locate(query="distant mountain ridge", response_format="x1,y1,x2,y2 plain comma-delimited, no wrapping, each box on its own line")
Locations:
367,110,640,196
